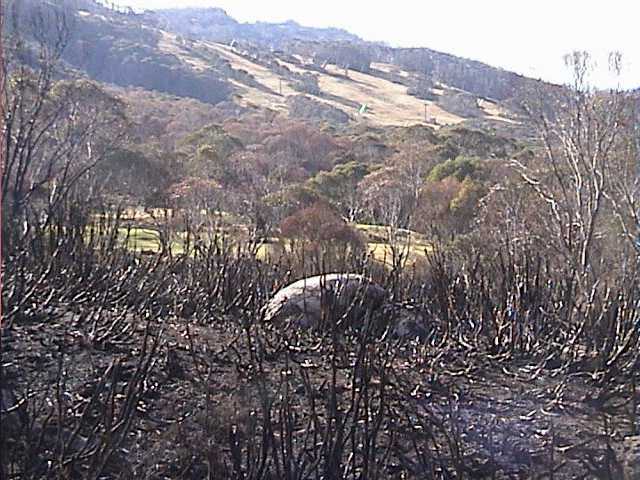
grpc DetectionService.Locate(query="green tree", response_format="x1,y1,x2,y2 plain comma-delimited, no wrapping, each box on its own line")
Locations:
179,124,243,185
428,156,484,182
414,177,487,238
308,161,371,221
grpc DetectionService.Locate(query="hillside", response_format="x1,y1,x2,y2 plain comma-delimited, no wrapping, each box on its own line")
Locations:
8,0,537,133
143,6,545,102
3,0,535,220
167,38,514,128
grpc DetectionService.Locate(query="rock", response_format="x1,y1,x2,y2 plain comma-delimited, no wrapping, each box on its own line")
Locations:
263,273,429,338
386,304,430,340
263,273,386,329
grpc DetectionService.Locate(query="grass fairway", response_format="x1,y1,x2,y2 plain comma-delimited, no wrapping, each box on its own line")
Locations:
355,223,432,266
118,227,186,254
253,225,432,267
112,220,432,268
368,242,431,267
120,227,162,252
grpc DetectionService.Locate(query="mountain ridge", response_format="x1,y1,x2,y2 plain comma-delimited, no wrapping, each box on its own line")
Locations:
143,7,363,46
141,4,548,103
9,0,552,133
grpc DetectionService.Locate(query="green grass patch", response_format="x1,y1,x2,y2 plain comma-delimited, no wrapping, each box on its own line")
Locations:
118,227,186,254
93,214,433,267
367,242,431,267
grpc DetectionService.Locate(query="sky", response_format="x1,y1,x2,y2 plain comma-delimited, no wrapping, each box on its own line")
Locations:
107,0,640,89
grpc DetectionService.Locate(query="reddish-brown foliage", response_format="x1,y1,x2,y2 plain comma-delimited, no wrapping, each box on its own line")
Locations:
280,202,363,248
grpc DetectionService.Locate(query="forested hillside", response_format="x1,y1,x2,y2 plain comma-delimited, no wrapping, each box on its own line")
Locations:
7,0,547,123
146,7,361,45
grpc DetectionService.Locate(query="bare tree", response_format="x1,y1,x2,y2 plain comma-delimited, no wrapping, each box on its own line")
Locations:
511,51,632,282
604,86,640,259
1,0,127,250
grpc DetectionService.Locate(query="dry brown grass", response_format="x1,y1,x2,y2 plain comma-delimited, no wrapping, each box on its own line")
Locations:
157,33,516,128
478,98,518,124
316,64,465,127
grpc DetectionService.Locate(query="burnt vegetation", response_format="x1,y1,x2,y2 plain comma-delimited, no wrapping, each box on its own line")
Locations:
3,203,639,478
2,1,640,479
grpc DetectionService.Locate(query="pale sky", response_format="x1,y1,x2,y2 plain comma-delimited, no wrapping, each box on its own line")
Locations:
108,0,640,89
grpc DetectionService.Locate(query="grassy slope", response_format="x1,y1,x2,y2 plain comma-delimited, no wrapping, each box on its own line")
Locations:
155,34,516,128
73,6,520,131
